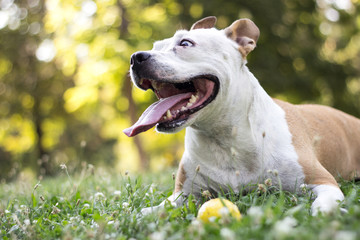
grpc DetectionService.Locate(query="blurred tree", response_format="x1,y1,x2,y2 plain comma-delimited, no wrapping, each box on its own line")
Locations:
0,0,359,180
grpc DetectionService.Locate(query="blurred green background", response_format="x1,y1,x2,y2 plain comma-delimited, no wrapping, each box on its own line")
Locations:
0,0,359,181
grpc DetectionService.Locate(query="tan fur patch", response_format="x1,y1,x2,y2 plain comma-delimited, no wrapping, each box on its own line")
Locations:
274,99,360,186
175,160,187,192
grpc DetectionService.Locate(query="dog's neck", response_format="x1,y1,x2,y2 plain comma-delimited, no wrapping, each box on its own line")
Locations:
185,66,294,172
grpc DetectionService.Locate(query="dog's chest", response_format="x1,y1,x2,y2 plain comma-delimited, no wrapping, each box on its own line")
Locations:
182,117,305,194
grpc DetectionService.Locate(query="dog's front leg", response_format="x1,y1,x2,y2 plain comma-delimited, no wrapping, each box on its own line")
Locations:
141,161,188,215
310,184,345,215
140,191,185,215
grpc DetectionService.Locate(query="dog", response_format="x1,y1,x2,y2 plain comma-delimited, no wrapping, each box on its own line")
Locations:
123,16,360,216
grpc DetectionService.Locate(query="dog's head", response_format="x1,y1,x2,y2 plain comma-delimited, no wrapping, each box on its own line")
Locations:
124,17,260,137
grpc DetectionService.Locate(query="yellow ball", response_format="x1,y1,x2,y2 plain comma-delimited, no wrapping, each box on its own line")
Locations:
197,198,241,223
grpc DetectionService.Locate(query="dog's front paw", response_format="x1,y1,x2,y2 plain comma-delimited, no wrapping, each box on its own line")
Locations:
311,197,345,216
140,205,161,216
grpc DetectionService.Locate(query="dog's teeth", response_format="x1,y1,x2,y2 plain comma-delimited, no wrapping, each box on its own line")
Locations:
166,110,172,119
189,94,198,104
186,102,193,108
181,106,187,111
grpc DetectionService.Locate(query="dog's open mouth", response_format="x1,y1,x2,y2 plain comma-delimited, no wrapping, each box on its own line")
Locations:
123,75,219,137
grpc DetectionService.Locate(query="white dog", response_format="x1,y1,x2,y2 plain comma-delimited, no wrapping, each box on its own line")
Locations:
124,16,360,215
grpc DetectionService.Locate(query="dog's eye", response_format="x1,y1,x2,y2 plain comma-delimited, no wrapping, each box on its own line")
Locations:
179,39,194,47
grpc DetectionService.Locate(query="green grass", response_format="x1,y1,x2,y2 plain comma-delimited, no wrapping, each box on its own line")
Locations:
1,164,360,240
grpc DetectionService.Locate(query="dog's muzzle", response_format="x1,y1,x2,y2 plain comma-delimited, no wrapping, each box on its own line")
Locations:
124,52,220,137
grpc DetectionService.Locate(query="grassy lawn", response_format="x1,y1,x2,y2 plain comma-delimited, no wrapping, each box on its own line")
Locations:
1,164,360,240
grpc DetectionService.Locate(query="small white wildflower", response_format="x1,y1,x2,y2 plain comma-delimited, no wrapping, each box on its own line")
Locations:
32,220,37,224
220,228,236,240
273,170,279,176
273,216,297,237
83,203,90,208
257,183,267,193
122,202,130,208
114,190,121,196
24,219,30,226
300,184,308,194
149,183,156,193
247,206,264,224
51,205,61,215
5,210,10,214
90,220,99,229
94,192,105,200
60,164,67,170
264,178,272,186
188,219,205,235
201,190,211,199
149,231,166,240
209,216,217,222
80,140,87,148
219,207,230,217
334,231,356,240
191,219,202,228
107,220,114,225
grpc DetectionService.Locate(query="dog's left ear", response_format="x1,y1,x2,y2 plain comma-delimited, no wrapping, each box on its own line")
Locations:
224,18,260,57
190,16,217,30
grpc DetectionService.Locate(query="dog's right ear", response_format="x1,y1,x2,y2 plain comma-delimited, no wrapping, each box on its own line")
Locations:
224,19,260,58
190,16,217,30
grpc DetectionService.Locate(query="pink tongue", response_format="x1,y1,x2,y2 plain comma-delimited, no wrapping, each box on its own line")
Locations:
123,92,193,137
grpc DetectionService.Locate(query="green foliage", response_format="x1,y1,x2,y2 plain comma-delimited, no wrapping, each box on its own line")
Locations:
1,168,360,239
0,0,359,177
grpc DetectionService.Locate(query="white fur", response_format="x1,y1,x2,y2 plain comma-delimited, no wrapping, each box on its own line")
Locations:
137,26,340,216
309,184,345,215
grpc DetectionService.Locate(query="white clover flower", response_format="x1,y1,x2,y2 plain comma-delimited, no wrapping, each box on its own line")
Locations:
247,206,264,224
94,192,105,200
60,164,67,170
188,219,205,235
149,183,156,193
149,231,166,240
220,228,236,240
274,216,297,237
24,219,30,226
334,231,356,240
83,203,90,208
219,207,230,217
113,190,121,196
122,202,130,208
191,219,202,228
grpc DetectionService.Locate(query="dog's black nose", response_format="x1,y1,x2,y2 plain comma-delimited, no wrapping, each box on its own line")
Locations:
130,52,151,65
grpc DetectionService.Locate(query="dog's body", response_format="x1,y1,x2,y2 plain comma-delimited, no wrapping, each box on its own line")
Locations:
124,17,360,215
